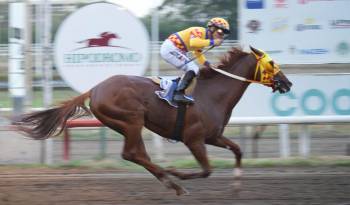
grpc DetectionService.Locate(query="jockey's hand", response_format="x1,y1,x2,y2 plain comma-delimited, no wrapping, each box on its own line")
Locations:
214,38,224,46
204,61,211,68
204,61,218,69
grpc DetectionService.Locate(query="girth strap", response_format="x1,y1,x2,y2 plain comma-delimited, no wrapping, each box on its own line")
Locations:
172,104,187,141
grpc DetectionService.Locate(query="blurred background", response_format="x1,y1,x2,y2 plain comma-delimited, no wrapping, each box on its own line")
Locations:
0,0,349,166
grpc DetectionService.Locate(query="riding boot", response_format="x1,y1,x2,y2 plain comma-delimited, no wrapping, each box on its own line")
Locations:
173,70,196,104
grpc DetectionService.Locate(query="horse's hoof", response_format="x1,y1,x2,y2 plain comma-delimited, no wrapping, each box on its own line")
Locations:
160,177,173,189
233,168,242,179
176,187,189,196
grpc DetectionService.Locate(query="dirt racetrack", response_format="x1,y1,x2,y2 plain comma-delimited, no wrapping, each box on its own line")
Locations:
0,167,349,205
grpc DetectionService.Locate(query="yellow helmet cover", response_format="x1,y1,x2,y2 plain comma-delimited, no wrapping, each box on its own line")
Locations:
207,17,230,34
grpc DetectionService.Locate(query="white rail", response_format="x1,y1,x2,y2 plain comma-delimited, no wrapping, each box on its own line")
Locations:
229,115,350,158
229,115,350,125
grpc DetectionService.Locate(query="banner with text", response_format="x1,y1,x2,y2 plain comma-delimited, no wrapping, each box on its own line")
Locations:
239,0,350,64
232,74,350,117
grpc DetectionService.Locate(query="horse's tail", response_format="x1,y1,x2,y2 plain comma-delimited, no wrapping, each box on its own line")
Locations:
77,39,87,44
13,91,91,140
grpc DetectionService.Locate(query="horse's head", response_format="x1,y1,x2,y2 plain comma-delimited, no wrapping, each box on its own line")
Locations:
100,32,119,39
108,33,118,39
250,46,292,94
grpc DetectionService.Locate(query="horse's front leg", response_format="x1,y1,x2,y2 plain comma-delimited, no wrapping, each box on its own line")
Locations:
205,136,243,178
166,142,212,180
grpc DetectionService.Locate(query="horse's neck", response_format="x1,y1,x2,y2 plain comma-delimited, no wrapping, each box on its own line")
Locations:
195,55,255,121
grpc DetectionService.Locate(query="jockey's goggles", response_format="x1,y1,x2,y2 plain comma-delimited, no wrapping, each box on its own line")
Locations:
216,29,225,36
216,27,230,34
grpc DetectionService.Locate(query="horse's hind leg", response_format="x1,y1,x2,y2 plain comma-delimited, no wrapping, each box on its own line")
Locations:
121,125,188,195
90,108,187,195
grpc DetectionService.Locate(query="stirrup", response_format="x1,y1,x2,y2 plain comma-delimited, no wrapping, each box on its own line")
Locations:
173,93,194,104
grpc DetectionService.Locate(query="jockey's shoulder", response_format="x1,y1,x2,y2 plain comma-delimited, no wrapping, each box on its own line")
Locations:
179,26,206,32
188,26,206,31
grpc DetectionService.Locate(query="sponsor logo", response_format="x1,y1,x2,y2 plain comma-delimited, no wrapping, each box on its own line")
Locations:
246,0,264,9
271,18,288,32
336,41,350,55
299,0,336,4
330,20,350,29
64,32,142,64
296,18,322,31
272,88,350,116
266,50,283,54
75,32,125,50
289,46,329,55
274,0,288,8
63,32,142,64
299,48,329,55
246,20,261,33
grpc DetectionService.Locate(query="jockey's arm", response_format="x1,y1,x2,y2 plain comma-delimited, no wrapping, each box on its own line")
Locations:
190,38,211,65
189,37,213,49
192,50,207,65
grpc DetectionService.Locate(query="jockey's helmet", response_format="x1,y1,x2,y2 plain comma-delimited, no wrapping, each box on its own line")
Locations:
207,17,230,34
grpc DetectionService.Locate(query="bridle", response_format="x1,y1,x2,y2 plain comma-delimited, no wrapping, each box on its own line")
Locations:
210,52,281,87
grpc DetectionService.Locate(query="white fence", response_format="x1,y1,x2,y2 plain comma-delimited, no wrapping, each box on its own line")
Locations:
228,115,350,158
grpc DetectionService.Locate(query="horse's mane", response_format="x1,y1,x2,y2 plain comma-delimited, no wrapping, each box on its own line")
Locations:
199,47,250,79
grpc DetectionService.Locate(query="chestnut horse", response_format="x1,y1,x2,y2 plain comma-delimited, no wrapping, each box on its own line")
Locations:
13,46,292,195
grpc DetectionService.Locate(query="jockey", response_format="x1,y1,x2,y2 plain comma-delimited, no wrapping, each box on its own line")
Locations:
160,17,230,104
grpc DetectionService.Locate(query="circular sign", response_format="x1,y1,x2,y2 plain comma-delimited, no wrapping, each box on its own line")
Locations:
54,2,149,93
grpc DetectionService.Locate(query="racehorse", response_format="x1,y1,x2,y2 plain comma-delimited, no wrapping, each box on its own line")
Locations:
13,46,292,195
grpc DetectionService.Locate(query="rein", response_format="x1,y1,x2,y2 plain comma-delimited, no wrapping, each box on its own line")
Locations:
210,56,273,86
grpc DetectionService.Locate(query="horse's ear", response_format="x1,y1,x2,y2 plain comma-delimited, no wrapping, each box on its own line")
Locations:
100,32,108,37
250,45,264,57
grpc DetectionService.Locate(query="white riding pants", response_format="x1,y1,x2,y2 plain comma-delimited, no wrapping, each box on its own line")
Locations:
160,39,199,75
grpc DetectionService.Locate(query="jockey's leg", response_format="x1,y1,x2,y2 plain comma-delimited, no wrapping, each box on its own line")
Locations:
173,70,196,104
160,39,199,104
185,77,197,96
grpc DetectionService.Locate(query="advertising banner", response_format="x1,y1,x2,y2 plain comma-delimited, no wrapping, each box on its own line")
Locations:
239,0,350,64
232,74,350,117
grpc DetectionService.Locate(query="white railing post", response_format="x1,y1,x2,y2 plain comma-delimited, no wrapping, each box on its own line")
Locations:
153,135,164,161
299,124,310,157
279,124,290,158
151,6,164,161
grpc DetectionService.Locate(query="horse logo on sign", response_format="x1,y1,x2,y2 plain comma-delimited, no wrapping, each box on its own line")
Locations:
75,31,130,50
